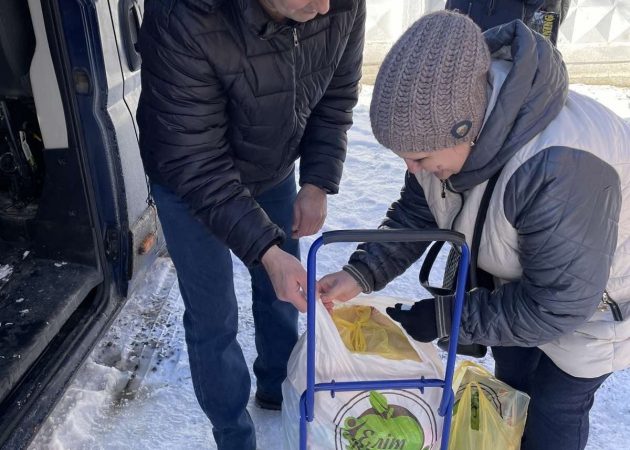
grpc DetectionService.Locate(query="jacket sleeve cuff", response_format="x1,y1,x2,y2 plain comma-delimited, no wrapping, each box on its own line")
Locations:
343,262,374,294
299,174,339,195
253,236,284,268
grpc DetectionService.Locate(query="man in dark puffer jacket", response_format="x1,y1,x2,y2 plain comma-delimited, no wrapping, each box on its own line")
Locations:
136,0,364,448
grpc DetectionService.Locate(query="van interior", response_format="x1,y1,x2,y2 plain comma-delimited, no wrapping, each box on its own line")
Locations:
0,0,103,437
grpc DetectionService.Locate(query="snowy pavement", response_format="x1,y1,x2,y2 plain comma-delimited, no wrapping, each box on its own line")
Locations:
29,85,630,450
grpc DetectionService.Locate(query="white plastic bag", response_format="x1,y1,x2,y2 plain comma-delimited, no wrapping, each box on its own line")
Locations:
282,296,445,450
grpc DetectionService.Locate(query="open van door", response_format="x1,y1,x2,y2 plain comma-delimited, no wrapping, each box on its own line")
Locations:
0,1,161,448
97,0,162,296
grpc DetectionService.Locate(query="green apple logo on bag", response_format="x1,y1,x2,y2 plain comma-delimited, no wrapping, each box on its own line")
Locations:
334,390,438,450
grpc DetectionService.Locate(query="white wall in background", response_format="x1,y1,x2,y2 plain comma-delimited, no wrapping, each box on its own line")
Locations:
363,0,630,85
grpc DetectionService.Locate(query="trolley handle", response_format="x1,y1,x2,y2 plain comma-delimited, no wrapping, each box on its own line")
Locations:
304,228,470,426
321,229,466,246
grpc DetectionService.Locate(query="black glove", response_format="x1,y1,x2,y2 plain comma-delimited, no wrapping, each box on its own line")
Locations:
386,296,453,343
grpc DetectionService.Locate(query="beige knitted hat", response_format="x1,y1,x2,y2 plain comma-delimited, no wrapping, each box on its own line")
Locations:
370,10,491,153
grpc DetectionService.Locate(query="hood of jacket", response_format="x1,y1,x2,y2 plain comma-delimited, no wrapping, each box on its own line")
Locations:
449,19,569,192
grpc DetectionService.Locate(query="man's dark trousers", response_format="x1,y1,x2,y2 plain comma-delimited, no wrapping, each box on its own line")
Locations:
151,174,299,450
492,346,610,450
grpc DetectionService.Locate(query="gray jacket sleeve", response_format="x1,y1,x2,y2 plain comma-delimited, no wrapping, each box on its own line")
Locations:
459,147,621,346
347,171,438,292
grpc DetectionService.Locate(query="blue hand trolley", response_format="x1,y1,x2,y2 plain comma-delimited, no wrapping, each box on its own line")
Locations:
299,229,470,450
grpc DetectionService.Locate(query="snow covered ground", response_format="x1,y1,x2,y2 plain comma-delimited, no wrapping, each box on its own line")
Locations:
29,84,630,450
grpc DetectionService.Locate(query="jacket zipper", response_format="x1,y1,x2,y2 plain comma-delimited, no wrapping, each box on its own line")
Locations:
278,26,300,177
443,179,464,230
293,27,299,47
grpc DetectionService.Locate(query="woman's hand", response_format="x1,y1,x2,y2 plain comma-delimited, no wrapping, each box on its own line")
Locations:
318,270,363,312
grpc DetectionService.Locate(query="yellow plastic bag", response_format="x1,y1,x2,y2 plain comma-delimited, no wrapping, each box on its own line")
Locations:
331,305,421,362
449,361,530,450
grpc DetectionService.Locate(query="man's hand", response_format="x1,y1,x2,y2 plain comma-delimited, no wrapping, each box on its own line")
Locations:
262,245,308,312
318,270,363,312
292,183,327,238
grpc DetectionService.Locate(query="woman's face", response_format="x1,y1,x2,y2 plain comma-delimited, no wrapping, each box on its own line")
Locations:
395,142,472,181
260,0,330,22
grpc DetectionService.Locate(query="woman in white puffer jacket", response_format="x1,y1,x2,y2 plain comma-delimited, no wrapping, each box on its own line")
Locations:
320,11,630,450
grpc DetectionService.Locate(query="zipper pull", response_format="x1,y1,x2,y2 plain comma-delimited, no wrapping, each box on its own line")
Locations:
441,180,446,199
292,28,299,47
601,291,624,322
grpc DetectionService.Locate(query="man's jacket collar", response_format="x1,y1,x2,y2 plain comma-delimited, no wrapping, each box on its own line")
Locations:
237,0,354,39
